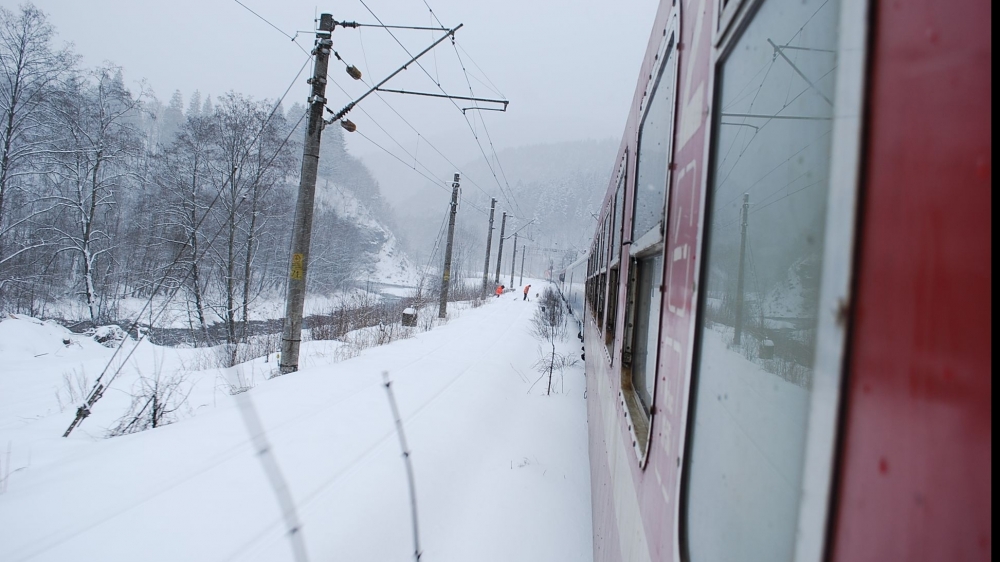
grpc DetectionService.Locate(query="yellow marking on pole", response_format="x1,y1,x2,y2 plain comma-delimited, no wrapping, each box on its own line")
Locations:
290,253,305,280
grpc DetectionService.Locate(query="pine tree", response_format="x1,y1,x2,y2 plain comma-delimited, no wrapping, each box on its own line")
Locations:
160,89,184,145
186,89,201,118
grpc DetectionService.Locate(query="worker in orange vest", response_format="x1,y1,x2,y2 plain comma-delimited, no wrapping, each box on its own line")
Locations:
495,284,504,298
523,284,531,301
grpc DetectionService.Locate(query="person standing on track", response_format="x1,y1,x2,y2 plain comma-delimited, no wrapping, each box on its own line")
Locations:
523,284,531,301
496,284,504,298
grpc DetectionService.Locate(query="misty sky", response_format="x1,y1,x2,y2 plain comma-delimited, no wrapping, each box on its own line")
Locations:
11,0,660,171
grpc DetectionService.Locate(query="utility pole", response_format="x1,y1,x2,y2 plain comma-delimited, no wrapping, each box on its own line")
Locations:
439,173,460,318
733,193,750,346
279,14,335,375
482,198,496,292
510,232,517,287
494,212,506,285
519,247,526,285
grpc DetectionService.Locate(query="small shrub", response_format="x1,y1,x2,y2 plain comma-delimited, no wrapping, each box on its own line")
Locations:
107,366,191,437
54,367,91,413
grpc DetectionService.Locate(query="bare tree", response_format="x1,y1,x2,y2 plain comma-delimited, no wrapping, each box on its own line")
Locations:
0,3,74,292
530,286,566,395
155,114,217,338
107,363,190,436
42,65,146,322
204,92,293,346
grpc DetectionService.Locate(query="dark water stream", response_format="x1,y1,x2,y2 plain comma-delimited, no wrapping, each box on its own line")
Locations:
57,284,418,348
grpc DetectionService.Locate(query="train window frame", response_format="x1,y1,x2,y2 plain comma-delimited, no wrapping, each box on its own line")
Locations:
596,213,611,334
678,0,870,559
605,154,628,361
715,0,747,46
619,13,681,464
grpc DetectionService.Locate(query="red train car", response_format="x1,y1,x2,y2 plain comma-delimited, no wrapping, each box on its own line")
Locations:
568,0,991,560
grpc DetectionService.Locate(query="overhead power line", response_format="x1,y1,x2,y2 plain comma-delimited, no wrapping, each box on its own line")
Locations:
356,0,523,218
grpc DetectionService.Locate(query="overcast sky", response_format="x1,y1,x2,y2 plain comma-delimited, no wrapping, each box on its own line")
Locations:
12,0,658,163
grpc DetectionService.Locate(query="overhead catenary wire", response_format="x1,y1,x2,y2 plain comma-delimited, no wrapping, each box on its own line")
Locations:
455,41,505,99
716,127,833,225
232,0,295,40
324,70,504,216
228,4,487,303
418,0,505,98
356,0,523,218
412,201,452,296
444,24,521,217
234,4,506,328
324,75,489,216
328,17,512,210
414,0,516,207
713,0,837,198
353,127,488,216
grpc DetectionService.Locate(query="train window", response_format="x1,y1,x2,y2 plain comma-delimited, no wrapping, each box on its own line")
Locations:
606,161,627,358
612,173,624,262
632,35,677,251
619,32,677,443
628,252,663,410
684,0,843,560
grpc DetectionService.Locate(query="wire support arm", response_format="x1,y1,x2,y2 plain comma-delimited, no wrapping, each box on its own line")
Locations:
374,88,508,110
461,106,507,114
325,24,464,122
324,21,451,31
767,38,833,106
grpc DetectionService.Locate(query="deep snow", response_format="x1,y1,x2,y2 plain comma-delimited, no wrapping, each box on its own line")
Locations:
0,283,592,561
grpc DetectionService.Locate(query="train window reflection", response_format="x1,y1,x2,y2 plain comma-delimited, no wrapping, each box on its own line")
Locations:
633,40,677,245
685,0,840,560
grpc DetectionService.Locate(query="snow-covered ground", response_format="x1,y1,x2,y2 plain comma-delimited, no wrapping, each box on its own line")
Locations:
0,282,592,561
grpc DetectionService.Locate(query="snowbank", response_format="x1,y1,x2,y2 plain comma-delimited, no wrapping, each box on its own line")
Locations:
0,291,592,561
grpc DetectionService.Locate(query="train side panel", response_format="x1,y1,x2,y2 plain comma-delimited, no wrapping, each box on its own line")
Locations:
584,0,716,560
830,0,992,559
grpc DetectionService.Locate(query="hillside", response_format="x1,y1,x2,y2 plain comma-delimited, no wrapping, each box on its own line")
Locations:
379,138,619,278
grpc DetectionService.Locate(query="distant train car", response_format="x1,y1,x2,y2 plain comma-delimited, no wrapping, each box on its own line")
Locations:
558,251,589,322
566,0,991,560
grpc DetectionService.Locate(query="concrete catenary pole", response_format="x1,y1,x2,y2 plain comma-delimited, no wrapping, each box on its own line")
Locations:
482,198,496,291
733,193,750,345
439,173,461,318
519,246,526,285
510,232,517,287
279,15,335,374
494,212,507,285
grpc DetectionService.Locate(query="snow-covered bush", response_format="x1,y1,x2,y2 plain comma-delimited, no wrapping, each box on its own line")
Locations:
85,325,129,348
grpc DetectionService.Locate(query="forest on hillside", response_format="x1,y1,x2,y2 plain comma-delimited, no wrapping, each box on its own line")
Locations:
0,4,401,342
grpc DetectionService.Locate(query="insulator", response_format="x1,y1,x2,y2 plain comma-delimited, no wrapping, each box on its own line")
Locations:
341,119,357,133
346,65,363,80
